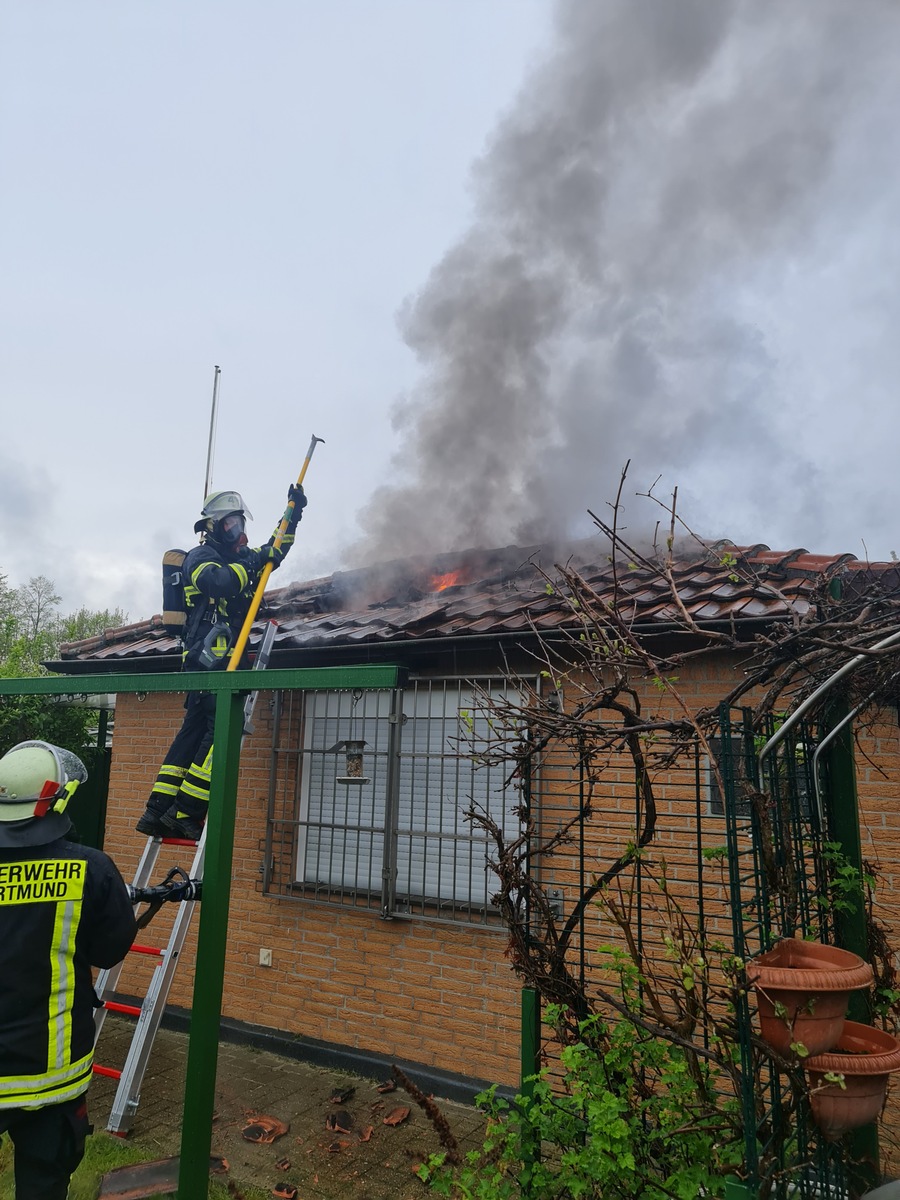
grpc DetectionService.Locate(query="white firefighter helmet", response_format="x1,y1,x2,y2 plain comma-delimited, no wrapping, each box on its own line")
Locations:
200,491,253,522
195,491,254,545
0,740,86,847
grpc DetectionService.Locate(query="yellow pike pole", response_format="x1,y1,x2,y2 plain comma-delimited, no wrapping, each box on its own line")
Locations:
227,434,324,672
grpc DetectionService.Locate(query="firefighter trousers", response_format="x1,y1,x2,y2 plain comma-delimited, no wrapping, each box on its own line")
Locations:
147,690,216,819
0,1095,91,1200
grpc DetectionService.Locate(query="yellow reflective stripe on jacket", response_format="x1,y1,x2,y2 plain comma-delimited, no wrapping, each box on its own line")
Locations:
0,861,89,1111
49,893,79,1071
0,1052,94,1110
183,559,208,610
190,559,250,593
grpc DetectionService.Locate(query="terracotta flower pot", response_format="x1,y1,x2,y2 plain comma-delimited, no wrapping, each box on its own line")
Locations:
746,938,873,1057
806,1021,900,1138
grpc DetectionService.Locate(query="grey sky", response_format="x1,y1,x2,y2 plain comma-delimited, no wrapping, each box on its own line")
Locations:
2,2,900,624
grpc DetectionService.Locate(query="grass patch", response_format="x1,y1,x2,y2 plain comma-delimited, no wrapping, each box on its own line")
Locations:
0,1128,269,1200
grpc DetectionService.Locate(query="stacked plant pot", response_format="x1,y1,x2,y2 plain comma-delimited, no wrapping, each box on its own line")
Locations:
747,937,900,1137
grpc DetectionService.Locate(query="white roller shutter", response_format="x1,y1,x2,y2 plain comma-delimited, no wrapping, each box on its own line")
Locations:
297,680,523,909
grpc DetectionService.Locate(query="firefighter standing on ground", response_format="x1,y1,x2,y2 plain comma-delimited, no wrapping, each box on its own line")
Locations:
136,484,307,841
0,740,136,1200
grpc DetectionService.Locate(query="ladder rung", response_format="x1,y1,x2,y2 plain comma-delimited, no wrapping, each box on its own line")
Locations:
93,1064,122,1079
162,836,200,846
105,1001,142,1017
130,943,164,957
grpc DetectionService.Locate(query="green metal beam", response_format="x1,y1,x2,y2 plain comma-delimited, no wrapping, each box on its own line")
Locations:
177,689,245,1199
0,664,404,697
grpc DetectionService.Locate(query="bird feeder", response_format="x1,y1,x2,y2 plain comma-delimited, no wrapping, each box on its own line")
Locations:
331,738,369,785
327,689,370,784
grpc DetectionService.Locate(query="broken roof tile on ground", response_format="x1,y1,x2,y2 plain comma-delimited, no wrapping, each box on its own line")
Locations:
53,539,900,668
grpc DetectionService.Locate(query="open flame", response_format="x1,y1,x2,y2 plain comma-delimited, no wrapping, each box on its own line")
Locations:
430,570,464,592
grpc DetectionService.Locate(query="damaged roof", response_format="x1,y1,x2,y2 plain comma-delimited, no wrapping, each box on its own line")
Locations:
50,540,900,671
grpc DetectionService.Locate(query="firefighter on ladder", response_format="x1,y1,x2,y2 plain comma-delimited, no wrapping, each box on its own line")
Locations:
135,485,306,841
0,740,136,1200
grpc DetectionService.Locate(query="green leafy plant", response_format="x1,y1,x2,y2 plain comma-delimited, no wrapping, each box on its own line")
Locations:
818,842,870,917
418,951,743,1199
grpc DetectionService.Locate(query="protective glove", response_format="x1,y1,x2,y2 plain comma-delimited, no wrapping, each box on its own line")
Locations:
286,483,308,524
251,544,285,572
276,484,308,550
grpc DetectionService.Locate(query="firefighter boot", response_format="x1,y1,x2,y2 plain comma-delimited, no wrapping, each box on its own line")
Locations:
160,801,207,842
135,795,172,837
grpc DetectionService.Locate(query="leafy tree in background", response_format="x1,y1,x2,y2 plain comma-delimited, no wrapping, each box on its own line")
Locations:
0,568,126,752
60,605,128,645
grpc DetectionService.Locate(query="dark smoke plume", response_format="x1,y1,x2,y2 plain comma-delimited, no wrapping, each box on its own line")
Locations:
350,0,899,564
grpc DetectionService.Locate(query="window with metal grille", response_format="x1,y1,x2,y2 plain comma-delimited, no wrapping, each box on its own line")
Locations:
265,677,528,925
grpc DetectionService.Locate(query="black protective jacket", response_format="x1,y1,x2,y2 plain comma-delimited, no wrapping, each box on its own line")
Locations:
0,837,136,1110
181,540,266,670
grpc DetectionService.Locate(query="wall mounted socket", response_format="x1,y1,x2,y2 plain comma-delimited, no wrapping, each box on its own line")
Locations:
259,947,272,967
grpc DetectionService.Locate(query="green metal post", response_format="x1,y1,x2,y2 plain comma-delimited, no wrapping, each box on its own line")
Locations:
822,701,870,980
822,698,879,1191
520,986,540,1094
520,986,540,1189
177,687,245,1200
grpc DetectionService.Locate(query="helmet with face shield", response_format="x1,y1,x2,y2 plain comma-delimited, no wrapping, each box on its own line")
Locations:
0,741,87,847
194,491,253,551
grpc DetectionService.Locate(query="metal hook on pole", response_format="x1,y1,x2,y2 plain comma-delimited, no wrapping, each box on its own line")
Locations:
228,435,325,672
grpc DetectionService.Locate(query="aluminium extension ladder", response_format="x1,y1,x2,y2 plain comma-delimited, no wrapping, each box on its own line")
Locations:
92,620,277,1135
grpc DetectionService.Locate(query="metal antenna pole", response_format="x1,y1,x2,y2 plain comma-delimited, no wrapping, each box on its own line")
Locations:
203,365,221,501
